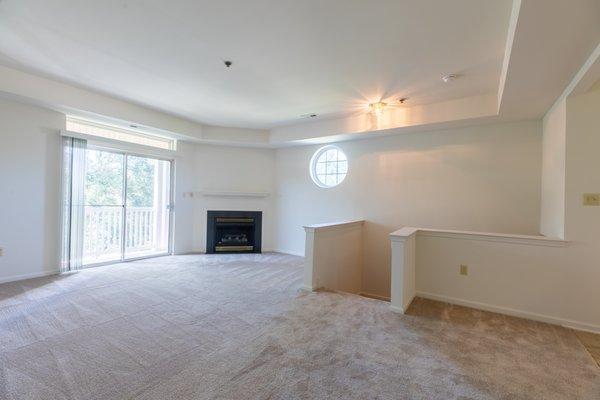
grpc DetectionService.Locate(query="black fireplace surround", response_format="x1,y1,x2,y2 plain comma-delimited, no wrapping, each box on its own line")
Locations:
206,210,262,254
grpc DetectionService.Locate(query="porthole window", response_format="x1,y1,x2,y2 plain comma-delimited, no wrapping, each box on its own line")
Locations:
310,145,348,188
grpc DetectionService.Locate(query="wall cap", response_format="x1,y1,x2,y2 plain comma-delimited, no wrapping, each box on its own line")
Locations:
390,227,567,247
304,220,365,233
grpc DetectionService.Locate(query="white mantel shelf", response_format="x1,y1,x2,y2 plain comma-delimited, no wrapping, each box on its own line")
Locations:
196,190,271,198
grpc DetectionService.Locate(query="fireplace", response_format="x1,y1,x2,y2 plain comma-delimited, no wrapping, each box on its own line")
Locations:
206,211,262,254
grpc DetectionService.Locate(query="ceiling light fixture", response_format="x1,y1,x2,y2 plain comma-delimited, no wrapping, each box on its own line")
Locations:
369,101,387,117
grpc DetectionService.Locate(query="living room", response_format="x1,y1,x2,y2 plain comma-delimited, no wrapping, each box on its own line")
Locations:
0,1,599,399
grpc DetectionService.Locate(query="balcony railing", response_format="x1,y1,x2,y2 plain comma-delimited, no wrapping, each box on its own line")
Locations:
83,206,157,263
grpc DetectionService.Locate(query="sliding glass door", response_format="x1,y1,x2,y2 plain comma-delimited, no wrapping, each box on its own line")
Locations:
82,150,124,265
124,155,171,259
81,148,172,266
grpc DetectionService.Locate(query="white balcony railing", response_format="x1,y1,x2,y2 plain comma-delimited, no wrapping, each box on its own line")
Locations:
83,206,157,263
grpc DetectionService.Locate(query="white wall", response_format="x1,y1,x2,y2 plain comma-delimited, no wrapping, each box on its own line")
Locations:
415,235,576,328
0,98,64,282
399,82,600,332
188,144,276,253
274,121,542,297
0,97,200,282
560,83,600,328
540,100,566,238
0,95,276,282
171,141,196,255
303,221,364,294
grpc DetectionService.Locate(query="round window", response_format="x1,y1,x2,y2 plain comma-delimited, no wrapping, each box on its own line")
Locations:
310,145,348,188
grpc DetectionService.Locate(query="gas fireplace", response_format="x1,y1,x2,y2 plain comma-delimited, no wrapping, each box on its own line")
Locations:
206,210,262,253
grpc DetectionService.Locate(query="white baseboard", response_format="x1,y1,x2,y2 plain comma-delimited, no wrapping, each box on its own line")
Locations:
390,305,406,314
300,285,316,292
417,291,600,334
389,294,416,314
359,291,391,302
176,249,305,257
0,269,60,284
270,249,305,257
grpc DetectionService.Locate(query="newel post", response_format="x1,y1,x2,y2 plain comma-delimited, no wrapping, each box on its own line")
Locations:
389,228,417,313
302,226,318,291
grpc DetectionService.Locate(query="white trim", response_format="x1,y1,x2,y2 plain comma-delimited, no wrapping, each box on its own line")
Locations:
390,294,415,314
173,250,205,255
300,285,316,292
61,130,177,159
389,227,419,241
270,249,305,257
390,305,407,314
546,42,600,117
0,269,60,284
390,227,566,247
81,252,172,269
65,117,176,149
359,291,391,302
303,220,364,232
496,0,521,111
416,291,600,334
309,145,348,188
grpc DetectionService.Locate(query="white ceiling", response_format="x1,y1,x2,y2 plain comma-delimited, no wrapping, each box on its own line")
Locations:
0,0,513,129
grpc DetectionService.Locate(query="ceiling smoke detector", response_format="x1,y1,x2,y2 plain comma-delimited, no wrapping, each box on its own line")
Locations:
442,74,459,83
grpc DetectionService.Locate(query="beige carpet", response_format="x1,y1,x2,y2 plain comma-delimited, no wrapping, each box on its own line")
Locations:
0,253,598,399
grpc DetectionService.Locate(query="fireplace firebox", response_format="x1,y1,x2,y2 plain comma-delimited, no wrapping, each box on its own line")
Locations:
206,211,262,253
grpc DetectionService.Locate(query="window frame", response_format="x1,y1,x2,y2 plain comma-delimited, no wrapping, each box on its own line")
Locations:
309,145,348,188
66,117,176,151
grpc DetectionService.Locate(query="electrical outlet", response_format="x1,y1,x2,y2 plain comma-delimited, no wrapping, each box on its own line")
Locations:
460,264,468,276
583,193,600,206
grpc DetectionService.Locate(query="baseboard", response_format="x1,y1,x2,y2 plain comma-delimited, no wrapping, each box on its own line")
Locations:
0,269,60,284
300,285,316,292
270,249,305,257
390,305,406,314
178,249,305,257
417,291,600,334
359,291,391,302
389,294,415,314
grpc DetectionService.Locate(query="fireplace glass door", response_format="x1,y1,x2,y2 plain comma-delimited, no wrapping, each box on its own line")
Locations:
214,217,255,252
206,211,262,253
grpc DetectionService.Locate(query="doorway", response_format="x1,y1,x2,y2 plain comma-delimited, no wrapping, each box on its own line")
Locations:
81,148,172,266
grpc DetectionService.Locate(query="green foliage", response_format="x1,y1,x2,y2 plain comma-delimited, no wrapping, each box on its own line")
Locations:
85,150,123,205
84,151,156,207
127,156,156,207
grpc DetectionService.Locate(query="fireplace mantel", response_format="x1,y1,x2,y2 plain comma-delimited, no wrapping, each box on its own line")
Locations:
196,190,270,198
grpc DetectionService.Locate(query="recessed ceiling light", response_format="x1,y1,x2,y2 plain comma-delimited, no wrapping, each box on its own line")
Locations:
442,74,459,83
